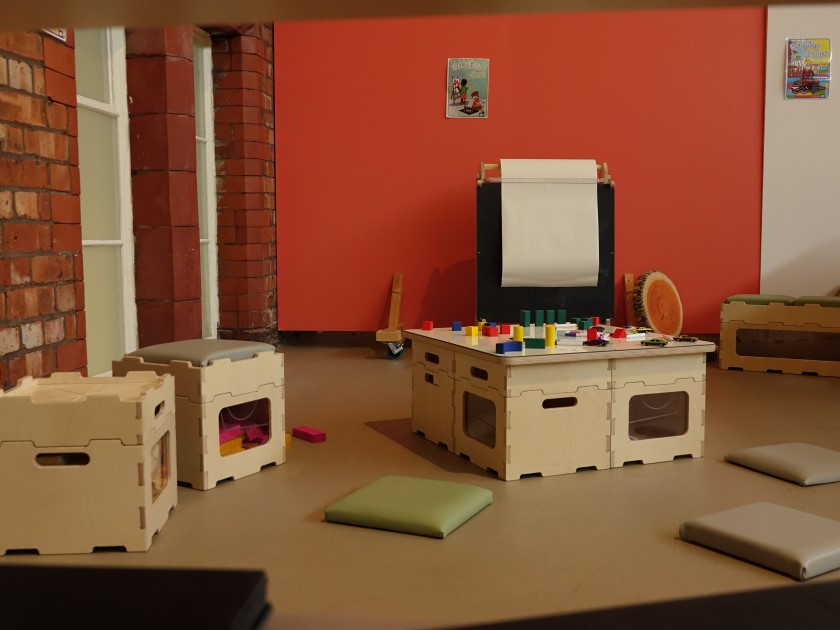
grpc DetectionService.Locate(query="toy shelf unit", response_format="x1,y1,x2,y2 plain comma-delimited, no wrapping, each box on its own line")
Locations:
720,295,840,377
112,339,285,490
406,327,712,481
0,372,177,555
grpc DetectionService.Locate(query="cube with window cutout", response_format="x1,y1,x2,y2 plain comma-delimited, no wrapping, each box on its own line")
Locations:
113,339,285,490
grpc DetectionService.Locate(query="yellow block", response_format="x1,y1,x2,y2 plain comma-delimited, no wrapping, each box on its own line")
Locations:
545,324,556,346
513,325,524,342
464,326,479,337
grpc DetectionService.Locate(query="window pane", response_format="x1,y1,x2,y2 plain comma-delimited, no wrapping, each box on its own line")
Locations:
82,246,125,375
201,242,212,337
78,107,121,240
197,140,208,238
193,41,206,136
75,28,111,102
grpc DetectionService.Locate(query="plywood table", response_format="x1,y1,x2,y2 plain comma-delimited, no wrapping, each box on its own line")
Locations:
405,327,715,480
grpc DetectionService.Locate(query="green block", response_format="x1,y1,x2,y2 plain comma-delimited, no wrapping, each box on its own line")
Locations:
546,310,556,324
524,338,546,349
535,310,545,326
556,309,566,324
325,476,493,539
519,310,531,327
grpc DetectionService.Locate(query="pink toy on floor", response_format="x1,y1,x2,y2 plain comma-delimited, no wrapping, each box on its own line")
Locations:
292,426,326,443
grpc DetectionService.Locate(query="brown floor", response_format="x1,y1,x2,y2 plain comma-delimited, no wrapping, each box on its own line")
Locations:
3,339,840,629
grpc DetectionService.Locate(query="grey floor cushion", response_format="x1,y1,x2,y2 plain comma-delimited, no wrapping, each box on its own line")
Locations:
680,502,840,580
725,442,840,486
325,476,493,538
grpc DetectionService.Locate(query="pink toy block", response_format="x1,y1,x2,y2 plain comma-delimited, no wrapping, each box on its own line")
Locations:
292,426,326,443
422,320,434,331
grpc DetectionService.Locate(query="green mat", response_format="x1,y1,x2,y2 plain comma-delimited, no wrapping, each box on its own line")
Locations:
325,476,493,539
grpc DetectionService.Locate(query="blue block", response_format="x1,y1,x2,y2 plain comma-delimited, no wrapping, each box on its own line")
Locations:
496,340,523,354
452,321,463,331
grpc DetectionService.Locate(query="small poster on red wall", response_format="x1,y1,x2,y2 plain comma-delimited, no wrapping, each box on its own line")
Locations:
785,38,831,99
447,58,489,118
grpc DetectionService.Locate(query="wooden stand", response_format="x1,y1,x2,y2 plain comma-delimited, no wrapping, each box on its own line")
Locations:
376,272,405,358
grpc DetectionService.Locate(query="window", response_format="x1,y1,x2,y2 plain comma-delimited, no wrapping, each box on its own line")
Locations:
75,27,136,375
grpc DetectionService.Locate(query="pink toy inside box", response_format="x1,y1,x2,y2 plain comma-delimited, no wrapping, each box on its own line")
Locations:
112,339,285,490
0,372,177,554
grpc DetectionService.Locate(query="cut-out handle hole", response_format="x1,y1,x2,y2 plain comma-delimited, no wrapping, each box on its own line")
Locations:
542,397,578,409
36,453,90,466
424,352,440,364
154,401,165,416
425,373,436,384
470,367,489,380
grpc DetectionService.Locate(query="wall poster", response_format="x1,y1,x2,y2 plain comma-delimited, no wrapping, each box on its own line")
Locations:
446,58,489,118
786,38,830,99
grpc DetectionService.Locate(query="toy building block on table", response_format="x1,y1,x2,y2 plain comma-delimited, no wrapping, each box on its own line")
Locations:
0,372,177,554
113,339,285,490
720,294,840,377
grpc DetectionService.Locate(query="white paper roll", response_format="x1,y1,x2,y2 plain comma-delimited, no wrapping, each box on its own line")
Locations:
500,159,599,288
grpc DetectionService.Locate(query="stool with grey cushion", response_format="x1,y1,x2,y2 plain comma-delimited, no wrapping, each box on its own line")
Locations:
113,339,285,490
725,442,840,486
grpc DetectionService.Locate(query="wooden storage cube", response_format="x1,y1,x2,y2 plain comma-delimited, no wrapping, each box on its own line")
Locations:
411,339,455,375
113,342,286,490
506,359,610,397
611,353,706,388
721,300,840,328
611,378,705,467
0,373,177,554
175,382,285,490
453,353,507,392
410,364,455,449
453,380,611,481
720,321,840,377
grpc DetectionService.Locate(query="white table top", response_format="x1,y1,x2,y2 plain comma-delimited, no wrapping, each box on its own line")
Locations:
404,327,715,366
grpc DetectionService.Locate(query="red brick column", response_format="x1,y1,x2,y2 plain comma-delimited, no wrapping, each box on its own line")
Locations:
0,31,85,389
126,26,202,347
212,25,277,344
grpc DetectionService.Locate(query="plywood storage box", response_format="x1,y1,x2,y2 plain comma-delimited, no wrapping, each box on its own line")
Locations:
112,339,285,490
0,372,177,555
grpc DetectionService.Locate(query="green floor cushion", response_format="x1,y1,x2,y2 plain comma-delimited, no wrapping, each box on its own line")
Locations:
680,502,840,581
724,294,795,305
725,443,840,486
792,296,840,308
325,476,493,538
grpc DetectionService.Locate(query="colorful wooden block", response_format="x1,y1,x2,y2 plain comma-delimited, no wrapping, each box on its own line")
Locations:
292,426,327,443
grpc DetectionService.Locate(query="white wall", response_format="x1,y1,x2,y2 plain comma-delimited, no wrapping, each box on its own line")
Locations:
763,5,840,297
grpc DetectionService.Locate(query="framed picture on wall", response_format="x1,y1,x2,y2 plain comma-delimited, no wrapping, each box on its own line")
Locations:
785,38,831,99
446,58,489,118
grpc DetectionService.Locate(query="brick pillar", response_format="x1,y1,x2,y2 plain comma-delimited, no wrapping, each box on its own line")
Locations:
126,26,202,347
212,25,277,344
0,31,86,389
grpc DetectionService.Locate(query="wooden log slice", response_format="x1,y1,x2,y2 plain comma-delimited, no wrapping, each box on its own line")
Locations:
633,270,683,336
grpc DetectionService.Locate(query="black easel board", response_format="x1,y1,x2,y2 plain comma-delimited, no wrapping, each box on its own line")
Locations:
476,182,614,324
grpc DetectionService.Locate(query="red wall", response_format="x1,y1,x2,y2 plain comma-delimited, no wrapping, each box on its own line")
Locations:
275,8,765,333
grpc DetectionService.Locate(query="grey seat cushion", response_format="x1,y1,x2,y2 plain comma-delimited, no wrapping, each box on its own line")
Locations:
725,443,840,486
680,502,840,580
129,339,276,367
325,476,493,539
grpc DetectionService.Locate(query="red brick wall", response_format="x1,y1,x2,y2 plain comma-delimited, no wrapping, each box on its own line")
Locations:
0,31,85,390
126,26,203,347
212,25,277,343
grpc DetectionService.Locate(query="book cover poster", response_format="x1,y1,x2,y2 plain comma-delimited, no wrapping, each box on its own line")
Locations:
447,58,489,118
786,38,831,99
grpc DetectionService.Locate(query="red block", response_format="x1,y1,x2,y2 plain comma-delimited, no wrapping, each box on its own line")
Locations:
484,325,498,337
587,327,599,342
500,323,511,334
421,320,434,331
292,425,326,443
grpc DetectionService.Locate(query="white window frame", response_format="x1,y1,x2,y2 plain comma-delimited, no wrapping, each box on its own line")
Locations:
77,27,137,374
194,28,219,339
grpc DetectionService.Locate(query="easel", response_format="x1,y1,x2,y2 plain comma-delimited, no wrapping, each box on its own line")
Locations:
375,273,405,359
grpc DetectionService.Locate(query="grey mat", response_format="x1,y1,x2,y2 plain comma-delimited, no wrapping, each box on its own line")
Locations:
680,502,840,580
725,442,840,486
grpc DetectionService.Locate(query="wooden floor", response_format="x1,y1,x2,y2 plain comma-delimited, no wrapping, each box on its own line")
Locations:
3,338,840,629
